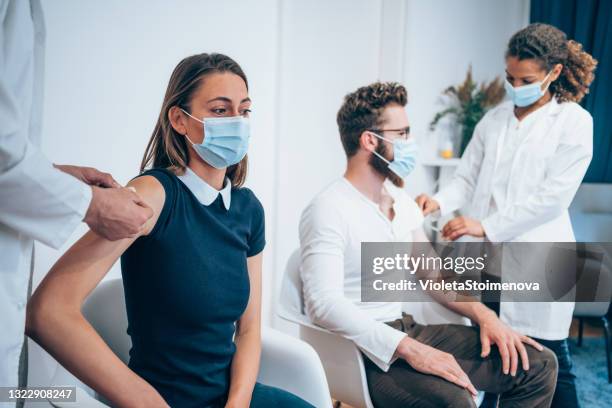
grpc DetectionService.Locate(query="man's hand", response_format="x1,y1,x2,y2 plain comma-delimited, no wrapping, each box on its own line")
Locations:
415,194,440,216
477,310,544,376
441,216,484,240
396,336,478,396
54,164,121,188
84,186,154,241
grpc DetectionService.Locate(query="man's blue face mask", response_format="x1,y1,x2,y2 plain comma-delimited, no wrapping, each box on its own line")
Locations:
181,108,250,169
369,132,418,179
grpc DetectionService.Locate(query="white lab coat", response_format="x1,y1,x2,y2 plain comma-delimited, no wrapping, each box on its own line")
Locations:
434,97,593,340
0,0,91,398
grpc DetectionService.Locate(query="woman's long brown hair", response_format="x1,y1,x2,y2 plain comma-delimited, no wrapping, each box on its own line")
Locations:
140,53,249,187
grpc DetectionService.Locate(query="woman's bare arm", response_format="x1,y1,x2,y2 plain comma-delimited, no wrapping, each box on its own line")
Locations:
225,252,263,408
25,176,167,408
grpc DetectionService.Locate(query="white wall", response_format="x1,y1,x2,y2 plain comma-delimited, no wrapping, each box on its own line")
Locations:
28,0,528,398
272,0,386,332
403,0,529,166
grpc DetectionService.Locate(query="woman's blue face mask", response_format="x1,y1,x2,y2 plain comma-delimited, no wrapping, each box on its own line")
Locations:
181,109,250,169
504,70,552,107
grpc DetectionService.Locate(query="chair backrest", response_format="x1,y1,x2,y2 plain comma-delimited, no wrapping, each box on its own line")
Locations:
279,249,375,408
82,278,131,364
574,249,612,317
279,249,315,327
570,183,612,242
570,183,612,214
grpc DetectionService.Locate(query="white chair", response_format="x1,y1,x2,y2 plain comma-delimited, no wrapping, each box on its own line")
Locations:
278,249,375,408
48,278,332,408
279,249,485,408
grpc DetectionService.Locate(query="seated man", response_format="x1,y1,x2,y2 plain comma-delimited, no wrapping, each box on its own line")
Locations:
298,82,558,407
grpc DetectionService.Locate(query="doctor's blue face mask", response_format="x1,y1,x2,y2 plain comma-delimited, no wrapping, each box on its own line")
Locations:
369,132,418,179
180,109,250,169
504,70,553,107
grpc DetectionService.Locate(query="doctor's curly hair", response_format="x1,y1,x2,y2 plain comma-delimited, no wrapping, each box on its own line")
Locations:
506,23,597,103
337,81,407,158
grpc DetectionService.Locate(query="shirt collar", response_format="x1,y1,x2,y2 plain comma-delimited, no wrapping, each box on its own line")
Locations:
340,177,399,225
497,96,562,120
178,167,232,210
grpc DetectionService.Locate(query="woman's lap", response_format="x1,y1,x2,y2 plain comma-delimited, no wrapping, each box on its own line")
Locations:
250,382,314,408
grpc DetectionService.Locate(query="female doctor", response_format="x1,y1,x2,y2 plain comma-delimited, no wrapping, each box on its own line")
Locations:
416,23,597,408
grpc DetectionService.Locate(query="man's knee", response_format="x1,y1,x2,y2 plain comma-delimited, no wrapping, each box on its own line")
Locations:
435,384,476,408
529,345,559,391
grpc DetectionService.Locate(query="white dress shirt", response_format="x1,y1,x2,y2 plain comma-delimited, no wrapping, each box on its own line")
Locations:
433,98,593,340
299,177,424,371
0,0,91,395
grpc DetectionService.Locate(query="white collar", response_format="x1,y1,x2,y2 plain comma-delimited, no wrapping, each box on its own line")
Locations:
495,96,562,121
177,167,232,210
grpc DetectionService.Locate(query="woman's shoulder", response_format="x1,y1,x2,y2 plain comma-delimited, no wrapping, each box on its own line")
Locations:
482,100,514,123
128,172,166,195
232,186,265,214
138,167,180,184
557,99,592,123
126,172,169,237
135,167,184,195
232,185,258,201
127,171,167,204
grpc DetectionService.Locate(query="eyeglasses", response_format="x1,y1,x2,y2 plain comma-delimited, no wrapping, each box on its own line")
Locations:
368,126,411,140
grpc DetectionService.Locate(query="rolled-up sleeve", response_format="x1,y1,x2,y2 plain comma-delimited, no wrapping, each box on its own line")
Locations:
299,199,406,372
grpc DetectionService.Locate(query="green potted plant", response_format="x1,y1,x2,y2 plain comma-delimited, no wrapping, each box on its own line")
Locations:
430,66,505,157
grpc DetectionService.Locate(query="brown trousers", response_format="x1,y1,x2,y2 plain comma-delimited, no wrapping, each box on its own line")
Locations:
363,314,558,408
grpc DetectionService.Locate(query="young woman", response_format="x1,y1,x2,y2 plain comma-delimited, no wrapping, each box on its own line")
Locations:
25,53,313,408
416,23,597,407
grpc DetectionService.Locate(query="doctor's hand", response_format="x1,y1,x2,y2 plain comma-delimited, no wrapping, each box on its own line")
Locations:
84,186,154,241
441,216,484,240
477,310,544,376
396,336,478,397
415,194,440,215
54,164,121,188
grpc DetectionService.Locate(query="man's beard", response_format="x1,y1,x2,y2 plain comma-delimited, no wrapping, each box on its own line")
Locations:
369,141,404,188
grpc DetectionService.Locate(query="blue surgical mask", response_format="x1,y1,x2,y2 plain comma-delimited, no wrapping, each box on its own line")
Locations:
504,71,552,107
370,132,418,179
181,109,250,169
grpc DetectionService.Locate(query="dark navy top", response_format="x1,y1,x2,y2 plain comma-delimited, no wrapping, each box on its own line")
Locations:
120,168,265,408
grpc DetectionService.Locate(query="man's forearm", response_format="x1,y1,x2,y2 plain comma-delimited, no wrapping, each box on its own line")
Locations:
444,301,496,326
